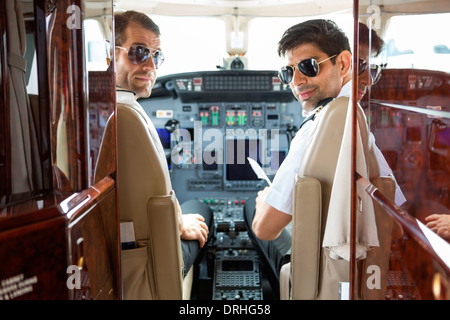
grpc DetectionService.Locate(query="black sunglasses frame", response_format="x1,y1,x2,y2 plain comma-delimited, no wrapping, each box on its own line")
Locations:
116,44,165,69
278,54,338,84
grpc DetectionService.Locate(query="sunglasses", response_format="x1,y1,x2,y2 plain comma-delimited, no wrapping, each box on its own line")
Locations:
359,58,382,84
116,44,165,68
278,54,337,84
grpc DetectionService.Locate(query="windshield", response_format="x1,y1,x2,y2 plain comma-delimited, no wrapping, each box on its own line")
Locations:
152,13,354,76
83,10,450,76
382,12,450,72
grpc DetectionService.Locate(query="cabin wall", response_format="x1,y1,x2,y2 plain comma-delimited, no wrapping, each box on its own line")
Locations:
0,0,120,300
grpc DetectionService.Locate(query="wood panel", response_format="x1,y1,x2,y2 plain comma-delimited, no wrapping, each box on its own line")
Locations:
359,67,450,300
66,176,120,300
0,176,119,300
47,0,89,192
368,68,450,109
89,71,116,185
0,0,119,300
0,206,68,300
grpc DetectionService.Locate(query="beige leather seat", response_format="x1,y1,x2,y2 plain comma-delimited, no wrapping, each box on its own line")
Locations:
280,96,397,300
109,89,191,300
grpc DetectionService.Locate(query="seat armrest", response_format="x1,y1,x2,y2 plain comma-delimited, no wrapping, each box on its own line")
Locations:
147,191,183,300
280,262,291,300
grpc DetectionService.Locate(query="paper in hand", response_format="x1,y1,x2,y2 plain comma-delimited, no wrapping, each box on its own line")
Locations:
247,157,272,186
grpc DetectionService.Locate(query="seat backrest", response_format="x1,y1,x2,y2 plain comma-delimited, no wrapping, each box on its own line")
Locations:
284,96,386,300
113,90,184,299
290,96,350,300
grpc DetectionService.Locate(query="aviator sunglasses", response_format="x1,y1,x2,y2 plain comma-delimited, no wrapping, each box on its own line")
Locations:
359,58,382,84
116,44,165,68
278,54,337,84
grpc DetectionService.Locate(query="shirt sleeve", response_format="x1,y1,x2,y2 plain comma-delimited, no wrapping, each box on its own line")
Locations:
370,133,407,206
264,122,313,215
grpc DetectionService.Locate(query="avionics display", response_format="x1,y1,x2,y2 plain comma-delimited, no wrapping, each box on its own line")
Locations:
222,260,254,272
225,138,261,181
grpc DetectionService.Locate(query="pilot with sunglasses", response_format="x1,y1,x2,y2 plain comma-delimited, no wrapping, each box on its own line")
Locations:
357,22,383,102
358,22,406,209
332,23,406,209
113,10,213,288
244,19,392,295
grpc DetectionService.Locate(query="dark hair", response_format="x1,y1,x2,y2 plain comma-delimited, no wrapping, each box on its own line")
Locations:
114,10,160,46
277,19,351,62
358,22,384,57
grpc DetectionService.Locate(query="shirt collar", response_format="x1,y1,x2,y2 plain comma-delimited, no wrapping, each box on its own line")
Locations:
116,84,136,95
337,80,352,98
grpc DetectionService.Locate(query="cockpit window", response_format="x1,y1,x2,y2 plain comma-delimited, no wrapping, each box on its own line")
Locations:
152,16,227,76
85,19,110,71
382,13,450,72
150,13,353,76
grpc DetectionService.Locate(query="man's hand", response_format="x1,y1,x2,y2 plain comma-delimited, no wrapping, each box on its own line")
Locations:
180,214,209,247
425,214,450,242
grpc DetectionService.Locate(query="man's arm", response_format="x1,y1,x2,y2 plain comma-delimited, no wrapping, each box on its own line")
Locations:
252,187,292,241
175,199,209,247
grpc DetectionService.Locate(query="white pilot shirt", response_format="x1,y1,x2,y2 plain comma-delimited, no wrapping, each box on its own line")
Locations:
264,116,314,215
264,81,406,215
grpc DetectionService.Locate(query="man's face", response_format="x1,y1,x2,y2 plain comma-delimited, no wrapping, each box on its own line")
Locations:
357,44,372,102
115,23,161,98
286,43,344,112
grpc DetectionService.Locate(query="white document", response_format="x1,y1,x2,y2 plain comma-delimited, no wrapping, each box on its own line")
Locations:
247,157,272,186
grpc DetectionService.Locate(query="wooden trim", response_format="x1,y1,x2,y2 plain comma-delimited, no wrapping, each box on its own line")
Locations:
349,0,360,300
357,174,450,275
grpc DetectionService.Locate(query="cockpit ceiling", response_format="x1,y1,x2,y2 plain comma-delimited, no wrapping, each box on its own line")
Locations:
18,0,450,18
114,0,352,17
113,0,352,17
113,0,450,17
